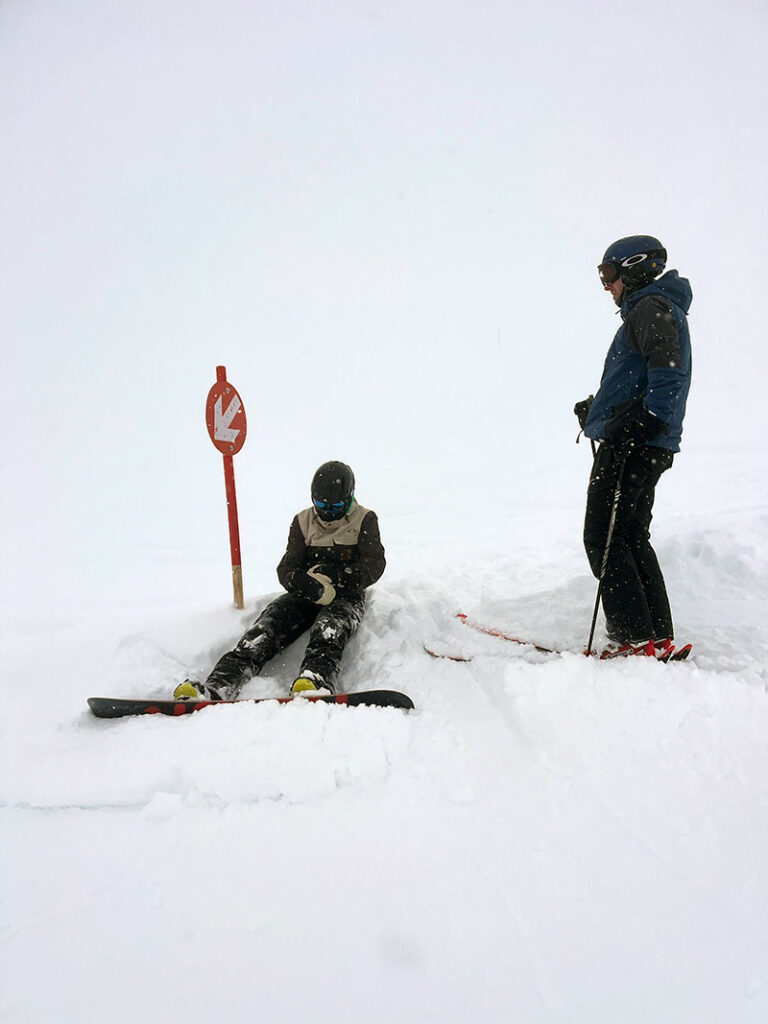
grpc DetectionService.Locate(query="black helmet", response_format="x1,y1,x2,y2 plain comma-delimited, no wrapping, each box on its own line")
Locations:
311,461,355,521
598,235,667,290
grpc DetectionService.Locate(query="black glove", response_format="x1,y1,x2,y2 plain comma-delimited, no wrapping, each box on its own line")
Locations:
603,398,667,455
309,561,339,585
574,395,594,430
288,567,336,605
287,571,324,603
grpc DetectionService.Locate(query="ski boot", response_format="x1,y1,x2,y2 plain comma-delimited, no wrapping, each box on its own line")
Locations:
599,638,656,660
173,681,222,701
291,672,334,697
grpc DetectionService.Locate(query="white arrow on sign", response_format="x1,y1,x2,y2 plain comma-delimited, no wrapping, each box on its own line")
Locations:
214,394,242,443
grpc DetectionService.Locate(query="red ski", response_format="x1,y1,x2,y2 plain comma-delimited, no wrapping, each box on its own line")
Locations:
425,614,691,663
456,613,560,653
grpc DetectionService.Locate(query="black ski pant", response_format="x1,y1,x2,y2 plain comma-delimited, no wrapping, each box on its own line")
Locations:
204,592,365,699
584,443,674,643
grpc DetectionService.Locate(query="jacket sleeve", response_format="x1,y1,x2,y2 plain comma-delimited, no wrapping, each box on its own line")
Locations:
627,296,688,425
341,511,386,592
276,516,307,591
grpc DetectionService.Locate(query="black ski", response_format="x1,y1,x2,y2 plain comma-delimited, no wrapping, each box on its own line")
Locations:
88,689,414,719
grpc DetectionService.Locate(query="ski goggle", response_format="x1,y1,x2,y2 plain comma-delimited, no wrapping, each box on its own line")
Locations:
598,262,621,286
313,498,347,513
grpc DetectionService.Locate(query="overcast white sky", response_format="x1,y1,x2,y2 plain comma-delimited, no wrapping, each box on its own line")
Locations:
2,0,767,607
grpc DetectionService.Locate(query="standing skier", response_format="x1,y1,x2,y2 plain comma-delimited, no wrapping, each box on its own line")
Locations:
175,461,385,699
574,235,692,659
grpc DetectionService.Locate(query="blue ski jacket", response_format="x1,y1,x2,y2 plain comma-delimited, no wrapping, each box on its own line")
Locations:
585,270,693,452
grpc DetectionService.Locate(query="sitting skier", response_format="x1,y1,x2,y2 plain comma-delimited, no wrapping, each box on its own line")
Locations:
174,461,385,700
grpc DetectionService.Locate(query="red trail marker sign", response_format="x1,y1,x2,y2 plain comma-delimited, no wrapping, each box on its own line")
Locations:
205,366,247,608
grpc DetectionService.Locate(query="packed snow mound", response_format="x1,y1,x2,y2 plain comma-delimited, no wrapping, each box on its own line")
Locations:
8,700,413,810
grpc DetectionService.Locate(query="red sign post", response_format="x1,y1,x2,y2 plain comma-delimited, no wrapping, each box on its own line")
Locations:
205,366,247,609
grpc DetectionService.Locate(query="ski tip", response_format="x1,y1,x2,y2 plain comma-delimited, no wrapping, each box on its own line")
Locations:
658,643,692,663
347,690,415,710
670,643,692,662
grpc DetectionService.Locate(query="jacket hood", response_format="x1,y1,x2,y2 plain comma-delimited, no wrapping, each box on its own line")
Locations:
622,270,692,317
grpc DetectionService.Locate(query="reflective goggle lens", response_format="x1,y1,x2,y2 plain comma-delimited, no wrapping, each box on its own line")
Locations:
313,499,346,512
598,262,620,286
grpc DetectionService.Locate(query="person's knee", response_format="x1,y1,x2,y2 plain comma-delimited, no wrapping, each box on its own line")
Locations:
236,627,273,654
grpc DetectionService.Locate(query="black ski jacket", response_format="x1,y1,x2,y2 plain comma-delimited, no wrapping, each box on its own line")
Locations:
277,501,385,599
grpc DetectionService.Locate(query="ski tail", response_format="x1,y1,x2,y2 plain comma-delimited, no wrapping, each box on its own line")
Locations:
424,646,472,663
457,613,559,654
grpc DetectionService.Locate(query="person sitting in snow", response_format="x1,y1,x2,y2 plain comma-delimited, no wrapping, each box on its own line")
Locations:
574,235,692,660
174,460,385,700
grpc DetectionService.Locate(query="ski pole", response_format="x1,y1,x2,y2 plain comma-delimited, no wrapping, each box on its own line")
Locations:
585,452,627,655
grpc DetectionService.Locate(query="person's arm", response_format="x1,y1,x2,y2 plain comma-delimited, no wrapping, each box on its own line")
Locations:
340,512,386,591
629,295,687,425
276,516,307,591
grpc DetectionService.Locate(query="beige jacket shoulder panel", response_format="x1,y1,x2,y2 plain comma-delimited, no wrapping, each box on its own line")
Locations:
296,502,371,547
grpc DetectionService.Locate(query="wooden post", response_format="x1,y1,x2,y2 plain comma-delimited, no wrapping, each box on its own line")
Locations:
222,448,244,609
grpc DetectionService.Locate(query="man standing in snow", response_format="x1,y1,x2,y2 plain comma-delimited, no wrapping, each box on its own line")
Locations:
574,235,692,659
174,461,385,699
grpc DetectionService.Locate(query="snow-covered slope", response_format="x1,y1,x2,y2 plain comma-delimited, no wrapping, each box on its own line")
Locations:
2,2,768,1022
3,453,767,1023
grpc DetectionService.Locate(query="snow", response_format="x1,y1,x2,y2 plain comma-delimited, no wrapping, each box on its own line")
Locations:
2,2,768,1022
